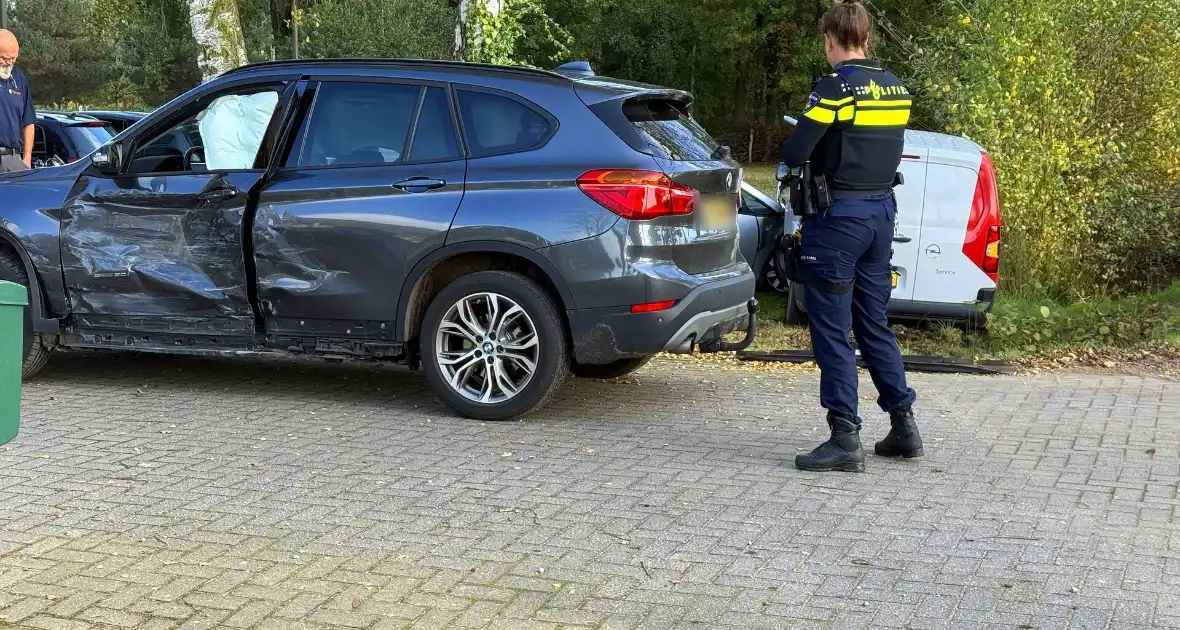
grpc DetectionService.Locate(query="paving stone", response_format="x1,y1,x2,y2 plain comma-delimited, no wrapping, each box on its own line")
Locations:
1,355,1178,629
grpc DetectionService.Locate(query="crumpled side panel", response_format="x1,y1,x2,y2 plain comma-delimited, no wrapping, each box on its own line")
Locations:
251,201,350,302
59,175,255,322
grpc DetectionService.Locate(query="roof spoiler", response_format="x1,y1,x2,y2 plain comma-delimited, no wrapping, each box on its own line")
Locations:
553,61,595,78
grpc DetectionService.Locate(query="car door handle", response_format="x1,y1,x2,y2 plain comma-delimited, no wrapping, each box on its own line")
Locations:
893,234,913,243
197,187,238,203
392,177,446,192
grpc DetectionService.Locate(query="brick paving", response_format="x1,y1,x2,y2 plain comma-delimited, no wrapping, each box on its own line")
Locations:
1,353,1179,629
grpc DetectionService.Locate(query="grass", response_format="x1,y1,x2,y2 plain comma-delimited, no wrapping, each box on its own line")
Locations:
747,281,1180,364
743,164,779,198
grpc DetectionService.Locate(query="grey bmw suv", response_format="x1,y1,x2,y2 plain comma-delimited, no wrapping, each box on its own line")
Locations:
0,58,757,420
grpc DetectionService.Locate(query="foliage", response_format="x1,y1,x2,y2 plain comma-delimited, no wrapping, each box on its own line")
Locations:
296,0,455,61
985,280,1180,353
903,0,1180,298
463,0,572,67
7,0,1180,300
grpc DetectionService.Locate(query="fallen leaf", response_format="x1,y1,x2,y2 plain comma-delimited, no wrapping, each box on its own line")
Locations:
1146,448,1157,455
932,468,946,473
351,598,362,611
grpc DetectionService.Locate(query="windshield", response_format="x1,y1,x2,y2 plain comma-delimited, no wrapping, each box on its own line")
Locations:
65,125,114,155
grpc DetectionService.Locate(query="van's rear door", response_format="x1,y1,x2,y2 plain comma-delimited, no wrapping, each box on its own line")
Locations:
891,148,929,301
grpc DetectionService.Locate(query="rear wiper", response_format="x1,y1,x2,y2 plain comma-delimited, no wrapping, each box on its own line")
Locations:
710,145,732,160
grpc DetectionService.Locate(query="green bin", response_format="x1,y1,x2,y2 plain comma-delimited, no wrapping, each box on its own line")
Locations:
0,280,27,446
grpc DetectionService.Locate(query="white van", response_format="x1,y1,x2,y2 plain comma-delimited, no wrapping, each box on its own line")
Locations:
739,128,1001,326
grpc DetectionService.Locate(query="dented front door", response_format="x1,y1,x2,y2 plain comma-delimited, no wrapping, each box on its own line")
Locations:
59,171,262,334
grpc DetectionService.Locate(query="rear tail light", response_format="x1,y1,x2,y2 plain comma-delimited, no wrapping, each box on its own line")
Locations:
963,151,1001,283
630,299,678,313
577,169,699,220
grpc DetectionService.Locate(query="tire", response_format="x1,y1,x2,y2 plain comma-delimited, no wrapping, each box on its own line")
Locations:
570,356,653,379
0,248,54,378
784,280,808,326
761,259,790,296
420,270,570,421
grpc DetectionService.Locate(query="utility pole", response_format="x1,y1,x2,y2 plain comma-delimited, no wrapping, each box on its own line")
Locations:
1,0,9,30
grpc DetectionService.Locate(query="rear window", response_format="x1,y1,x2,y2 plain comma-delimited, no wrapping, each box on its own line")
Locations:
457,89,553,158
65,125,113,155
624,99,719,161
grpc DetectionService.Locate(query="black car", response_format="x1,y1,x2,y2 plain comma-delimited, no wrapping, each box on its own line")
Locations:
74,110,149,134
1,59,757,420
30,112,114,167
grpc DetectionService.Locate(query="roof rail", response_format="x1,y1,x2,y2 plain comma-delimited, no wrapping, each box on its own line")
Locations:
219,58,571,82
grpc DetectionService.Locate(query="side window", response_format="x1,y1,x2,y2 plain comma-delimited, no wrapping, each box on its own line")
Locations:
456,89,552,158
407,87,461,162
128,84,283,174
296,81,420,167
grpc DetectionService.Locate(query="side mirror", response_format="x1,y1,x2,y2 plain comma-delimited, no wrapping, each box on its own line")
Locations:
91,141,125,174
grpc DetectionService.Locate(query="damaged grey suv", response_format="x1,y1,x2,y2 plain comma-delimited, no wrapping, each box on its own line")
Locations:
0,59,757,420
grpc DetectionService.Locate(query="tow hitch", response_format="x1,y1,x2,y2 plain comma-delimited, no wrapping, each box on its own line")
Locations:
699,298,760,353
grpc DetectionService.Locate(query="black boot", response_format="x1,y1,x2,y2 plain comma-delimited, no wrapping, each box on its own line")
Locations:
795,413,865,472
874,407,924,458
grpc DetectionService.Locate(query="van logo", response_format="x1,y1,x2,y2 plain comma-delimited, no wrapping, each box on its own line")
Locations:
925,244,941,258
725,172,733,190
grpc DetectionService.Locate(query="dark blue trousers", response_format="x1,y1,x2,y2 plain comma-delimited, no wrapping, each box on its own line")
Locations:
800,195,916,418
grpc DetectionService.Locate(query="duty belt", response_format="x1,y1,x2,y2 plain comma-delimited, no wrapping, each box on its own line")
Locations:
832,188,893,200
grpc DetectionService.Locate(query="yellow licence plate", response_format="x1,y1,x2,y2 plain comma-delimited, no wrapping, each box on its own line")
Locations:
700,197,735,230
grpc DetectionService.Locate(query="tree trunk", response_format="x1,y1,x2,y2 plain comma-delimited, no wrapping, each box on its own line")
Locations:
454,0,469,60
187,0,249,82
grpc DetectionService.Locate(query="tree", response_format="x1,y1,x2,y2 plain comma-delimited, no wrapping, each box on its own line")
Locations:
458,0,571,67
187,0,249,81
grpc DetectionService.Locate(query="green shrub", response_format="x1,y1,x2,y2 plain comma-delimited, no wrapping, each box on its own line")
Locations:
986,280,1180,352
907,0,1180,299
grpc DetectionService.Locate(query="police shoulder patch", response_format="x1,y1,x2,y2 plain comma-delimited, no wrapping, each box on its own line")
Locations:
806,92,820,109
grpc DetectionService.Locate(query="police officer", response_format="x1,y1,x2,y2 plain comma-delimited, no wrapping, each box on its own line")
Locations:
0,29,34,173
780,0,921,473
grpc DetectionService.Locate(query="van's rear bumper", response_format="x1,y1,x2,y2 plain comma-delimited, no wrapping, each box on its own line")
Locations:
566,271,757,364
888,289,996,326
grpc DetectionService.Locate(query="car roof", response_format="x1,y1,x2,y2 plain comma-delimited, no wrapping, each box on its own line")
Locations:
219,58,689,101
76,110,148,119
904,129,983,154
36,111,104,124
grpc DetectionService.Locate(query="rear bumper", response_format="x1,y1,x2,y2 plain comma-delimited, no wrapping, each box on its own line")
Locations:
567,270,757,364
888,289,996,326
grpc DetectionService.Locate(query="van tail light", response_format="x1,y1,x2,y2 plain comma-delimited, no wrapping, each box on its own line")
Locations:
963,151,1001,284
577,170,699,220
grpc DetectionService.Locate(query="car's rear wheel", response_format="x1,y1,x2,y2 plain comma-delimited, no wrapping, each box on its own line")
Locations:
0,248,54,378
420,271,569,421
571,356,653,379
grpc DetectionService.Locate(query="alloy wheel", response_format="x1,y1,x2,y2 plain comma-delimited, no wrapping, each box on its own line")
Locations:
434,292,539,404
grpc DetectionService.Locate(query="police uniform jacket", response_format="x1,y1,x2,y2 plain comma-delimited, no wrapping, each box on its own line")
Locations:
780,59,911,198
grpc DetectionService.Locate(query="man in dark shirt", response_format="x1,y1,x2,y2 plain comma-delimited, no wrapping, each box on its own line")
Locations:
0,29,34,173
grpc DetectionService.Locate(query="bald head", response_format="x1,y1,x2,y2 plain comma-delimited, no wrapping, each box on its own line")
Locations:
0,30,17,79
0,30,17,57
